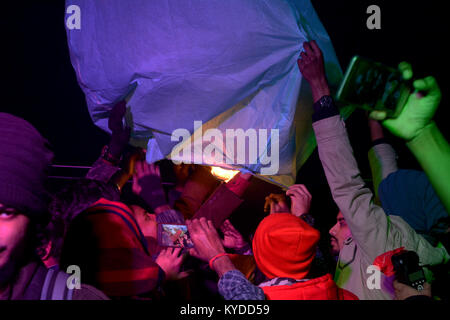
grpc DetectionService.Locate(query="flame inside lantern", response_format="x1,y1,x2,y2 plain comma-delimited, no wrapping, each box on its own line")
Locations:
210,166,240,182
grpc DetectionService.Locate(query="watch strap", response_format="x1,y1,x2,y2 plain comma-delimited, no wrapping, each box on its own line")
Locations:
312,95,339,123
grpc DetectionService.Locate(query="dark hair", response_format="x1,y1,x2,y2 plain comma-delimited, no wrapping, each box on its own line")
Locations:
26,212,51,260
45,178,120,260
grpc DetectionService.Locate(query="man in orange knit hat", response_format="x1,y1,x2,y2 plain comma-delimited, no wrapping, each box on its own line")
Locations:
187,184,358,300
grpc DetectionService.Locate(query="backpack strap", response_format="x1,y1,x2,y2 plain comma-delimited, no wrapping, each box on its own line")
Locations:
22,264,48,300
40,268,74,300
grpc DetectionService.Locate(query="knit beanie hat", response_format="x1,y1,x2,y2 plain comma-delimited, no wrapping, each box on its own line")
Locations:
252,213,320,280
0,113,53,219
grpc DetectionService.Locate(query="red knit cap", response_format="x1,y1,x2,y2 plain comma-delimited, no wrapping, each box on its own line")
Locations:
252,213,320,280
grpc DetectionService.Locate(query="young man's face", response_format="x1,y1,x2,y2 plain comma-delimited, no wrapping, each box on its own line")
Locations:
0,204,30,287
329,211,352,256
130,205,157,238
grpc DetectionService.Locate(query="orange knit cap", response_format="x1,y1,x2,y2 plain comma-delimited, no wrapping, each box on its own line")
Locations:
252,213,320,280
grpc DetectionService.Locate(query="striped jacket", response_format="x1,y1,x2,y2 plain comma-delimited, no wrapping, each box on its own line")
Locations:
60,198,165,299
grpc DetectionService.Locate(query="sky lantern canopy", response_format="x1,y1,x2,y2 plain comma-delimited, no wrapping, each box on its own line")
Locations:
66,0,343,187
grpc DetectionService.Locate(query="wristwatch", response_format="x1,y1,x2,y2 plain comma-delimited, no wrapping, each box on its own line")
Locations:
101,145,121,165
313,95,334,112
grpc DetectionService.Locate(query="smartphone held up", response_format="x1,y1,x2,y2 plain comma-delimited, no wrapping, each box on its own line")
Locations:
336,56,412,118
158,224,194,249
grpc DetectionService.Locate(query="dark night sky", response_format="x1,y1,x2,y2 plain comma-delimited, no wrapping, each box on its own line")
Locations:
2,1,449,164
1,1,449,235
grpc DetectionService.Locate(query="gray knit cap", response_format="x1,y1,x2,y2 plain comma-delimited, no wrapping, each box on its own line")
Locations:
0,113,53,218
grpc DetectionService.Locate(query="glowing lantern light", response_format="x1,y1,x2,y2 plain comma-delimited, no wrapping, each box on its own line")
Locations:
210,166,239,183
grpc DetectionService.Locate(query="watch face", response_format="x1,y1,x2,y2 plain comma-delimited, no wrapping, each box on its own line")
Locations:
320,95,333,107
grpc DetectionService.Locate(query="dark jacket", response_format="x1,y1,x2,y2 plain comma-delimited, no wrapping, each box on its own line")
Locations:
0,260,108,300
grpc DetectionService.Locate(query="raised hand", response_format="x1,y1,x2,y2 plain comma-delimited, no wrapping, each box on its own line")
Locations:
108,100,131,158
186,218,226,262
264,193,290,214
220,219,248,250
370,62,441,141
297,40,330,102
132,160,167,211
286,184,312,217
155,247,187,280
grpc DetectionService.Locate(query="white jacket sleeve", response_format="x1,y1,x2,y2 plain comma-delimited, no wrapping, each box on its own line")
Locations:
368,143,398,199
313,115,394,260
313,115,449,267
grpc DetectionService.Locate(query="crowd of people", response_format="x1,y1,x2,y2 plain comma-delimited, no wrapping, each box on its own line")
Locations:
0,41,448,301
